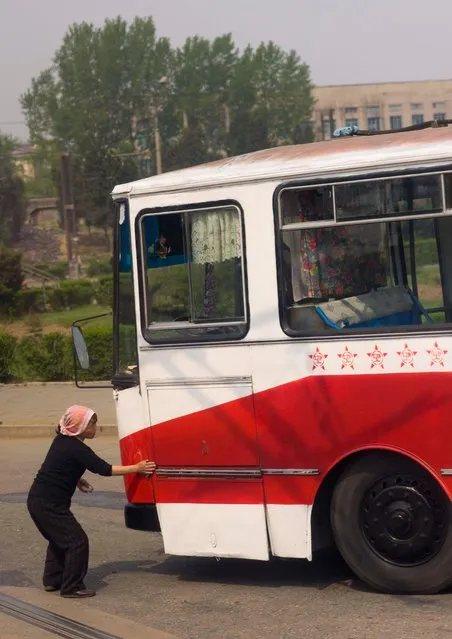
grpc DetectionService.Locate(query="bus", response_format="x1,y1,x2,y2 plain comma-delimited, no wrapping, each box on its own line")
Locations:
73,122,452,595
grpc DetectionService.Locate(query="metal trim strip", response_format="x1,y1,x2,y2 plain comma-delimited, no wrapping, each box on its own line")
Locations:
156,468,320,479
156,468,262,479
145,375,253,389
262,469,320,476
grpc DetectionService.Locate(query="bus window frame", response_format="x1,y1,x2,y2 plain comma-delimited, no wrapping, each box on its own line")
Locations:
135,199,250,346
113,198,140,390
273,162,452,340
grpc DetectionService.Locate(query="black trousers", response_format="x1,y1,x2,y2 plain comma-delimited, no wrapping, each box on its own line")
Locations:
27,495,89,595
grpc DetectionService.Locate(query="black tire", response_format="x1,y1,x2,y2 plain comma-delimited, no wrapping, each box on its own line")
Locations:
331,452,452,594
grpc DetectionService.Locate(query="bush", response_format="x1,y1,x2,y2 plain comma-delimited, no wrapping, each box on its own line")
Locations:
0,332,17,382
80,326,113,381
0,288,45,318
35,262,68,280
47,280,96,311
14,289,46,315
96,275,113,307
0,286,17,318
0,276,113,318
0,249,23,292
87,258,112,277
0,327,113,382
11,332,73,382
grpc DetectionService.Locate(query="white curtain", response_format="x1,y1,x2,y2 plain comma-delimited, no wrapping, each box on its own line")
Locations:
190,209,241,264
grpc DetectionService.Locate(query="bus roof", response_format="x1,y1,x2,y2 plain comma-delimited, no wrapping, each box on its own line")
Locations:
112,126,452,198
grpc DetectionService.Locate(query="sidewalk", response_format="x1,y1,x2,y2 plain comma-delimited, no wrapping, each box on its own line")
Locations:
0,383,117,438
0,587,176,638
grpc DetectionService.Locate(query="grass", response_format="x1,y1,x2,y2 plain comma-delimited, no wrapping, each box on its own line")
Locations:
39,305,112,328
1,305,112,338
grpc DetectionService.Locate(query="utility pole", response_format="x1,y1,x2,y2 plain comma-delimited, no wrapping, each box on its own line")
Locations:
60,151,78,278
153,106,163,175
152,76,169,176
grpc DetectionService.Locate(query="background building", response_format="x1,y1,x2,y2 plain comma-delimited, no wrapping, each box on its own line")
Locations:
313,79,452,140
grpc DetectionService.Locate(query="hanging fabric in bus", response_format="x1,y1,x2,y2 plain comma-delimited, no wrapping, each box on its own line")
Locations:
191,209,241,264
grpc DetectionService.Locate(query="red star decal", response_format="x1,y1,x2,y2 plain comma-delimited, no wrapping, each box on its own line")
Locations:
367,345,388,369
338,346,358,370
309,347,328,371
397,343,417,368
427,341,448,367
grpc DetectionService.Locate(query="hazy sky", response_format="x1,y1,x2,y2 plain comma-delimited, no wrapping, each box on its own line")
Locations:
1,0,451,140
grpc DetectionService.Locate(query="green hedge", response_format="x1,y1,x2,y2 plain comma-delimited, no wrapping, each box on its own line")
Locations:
47,280,95,311
0,332,17,383
12,332,73,382
81,326,113,381
0,278,113,318
35,262,68,280
0,327,113,383
86,258,112,277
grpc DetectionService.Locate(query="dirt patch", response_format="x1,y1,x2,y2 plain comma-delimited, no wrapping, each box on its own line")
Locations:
0,323,68,338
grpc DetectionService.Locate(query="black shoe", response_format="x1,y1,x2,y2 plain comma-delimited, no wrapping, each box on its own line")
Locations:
44,585,59,592
61,589,96,599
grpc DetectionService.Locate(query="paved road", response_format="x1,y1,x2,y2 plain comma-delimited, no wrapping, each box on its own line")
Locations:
0,383,116,428
2,436,452,638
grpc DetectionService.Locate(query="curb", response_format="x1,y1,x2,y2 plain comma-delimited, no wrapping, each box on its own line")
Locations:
0,424,117,439
0,382,112,388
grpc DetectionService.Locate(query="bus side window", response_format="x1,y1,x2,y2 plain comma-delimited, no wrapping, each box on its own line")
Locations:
277,174,452,334
139,205,248,343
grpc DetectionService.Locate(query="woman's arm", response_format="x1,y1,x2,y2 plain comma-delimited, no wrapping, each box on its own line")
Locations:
111,460,156,476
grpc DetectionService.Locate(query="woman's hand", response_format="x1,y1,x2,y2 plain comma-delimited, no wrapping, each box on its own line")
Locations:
77,478,94,493
135,460,156,476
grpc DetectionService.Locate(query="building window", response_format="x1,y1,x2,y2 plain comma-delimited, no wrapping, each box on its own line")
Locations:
345,118,358,128
367,117,381,131
389,104,402,112
433,102,446,109
139,204,248,343
367,106,380,118
344,107,357,114
411,103,424,110
434,113,446,121
412,114,424,125
390,116,403,130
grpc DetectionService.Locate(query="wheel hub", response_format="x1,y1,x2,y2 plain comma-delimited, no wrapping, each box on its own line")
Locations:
360,473,447,566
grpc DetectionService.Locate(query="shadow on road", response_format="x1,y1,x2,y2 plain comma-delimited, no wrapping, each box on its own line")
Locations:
86,549,365,593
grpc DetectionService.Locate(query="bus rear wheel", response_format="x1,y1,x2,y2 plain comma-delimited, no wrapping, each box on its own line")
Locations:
330,453,452,594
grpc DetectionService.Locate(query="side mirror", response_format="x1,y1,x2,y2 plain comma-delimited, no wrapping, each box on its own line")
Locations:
72,326,89,370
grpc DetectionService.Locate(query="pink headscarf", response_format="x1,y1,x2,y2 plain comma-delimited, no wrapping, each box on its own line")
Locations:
58,405,96,437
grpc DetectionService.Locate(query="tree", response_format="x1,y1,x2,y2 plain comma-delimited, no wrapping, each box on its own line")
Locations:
0,134,26,246
21,16,174,231
228,43,314,155
22,18,314,229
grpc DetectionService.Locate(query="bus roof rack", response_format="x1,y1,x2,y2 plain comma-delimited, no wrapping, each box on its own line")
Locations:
333,119,452,138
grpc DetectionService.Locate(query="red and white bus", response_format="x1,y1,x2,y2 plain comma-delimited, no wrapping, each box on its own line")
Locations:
74,124,452,594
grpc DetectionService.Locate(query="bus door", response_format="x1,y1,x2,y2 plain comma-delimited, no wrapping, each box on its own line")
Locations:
136,203,269,560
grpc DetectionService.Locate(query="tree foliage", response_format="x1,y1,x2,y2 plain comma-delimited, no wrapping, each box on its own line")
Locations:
21,16,314,230
0,134,26,246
